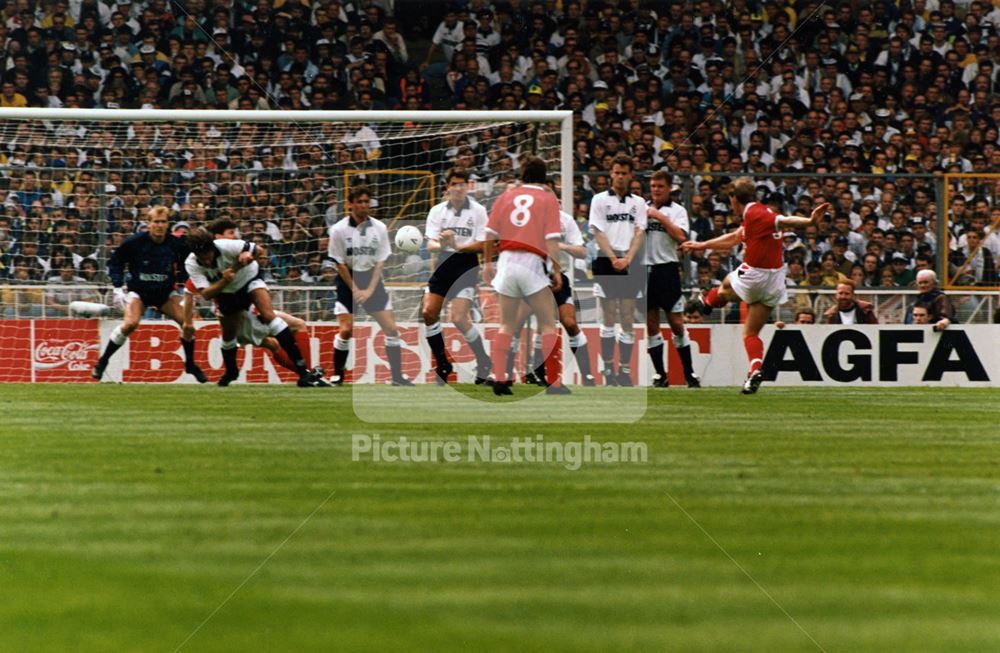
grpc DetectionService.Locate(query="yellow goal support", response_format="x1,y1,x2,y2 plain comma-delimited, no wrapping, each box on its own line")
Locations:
343,168,436,233
941,173,1000,291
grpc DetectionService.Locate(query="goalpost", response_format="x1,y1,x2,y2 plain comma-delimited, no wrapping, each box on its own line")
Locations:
941,173,1000,291
0,108,573,383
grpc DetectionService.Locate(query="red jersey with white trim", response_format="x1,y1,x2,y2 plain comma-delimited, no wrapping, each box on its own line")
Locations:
486,184,562,258
740,202,784,269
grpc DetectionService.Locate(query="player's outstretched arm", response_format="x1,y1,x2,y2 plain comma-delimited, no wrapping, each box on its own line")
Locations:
776,202,832,229
681,228,742,252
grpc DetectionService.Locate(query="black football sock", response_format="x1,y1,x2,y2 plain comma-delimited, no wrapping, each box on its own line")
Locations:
674,331,696,377
97,342,120,367
334,334,350,375
181,337,196,367
275,327,308,375
463,327,490,372
425,322,448,368
599,326,615,373
98,325,128,366
386,336,404,379
647,333,666,377
532,334,545,379
569,332,593,378
221,344,239,375
618,331,634,372
334,349,349,374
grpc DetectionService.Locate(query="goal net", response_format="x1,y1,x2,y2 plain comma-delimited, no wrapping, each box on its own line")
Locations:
0,108,572,383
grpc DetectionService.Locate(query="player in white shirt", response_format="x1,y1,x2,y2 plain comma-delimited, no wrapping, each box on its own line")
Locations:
514,176,595,386
518,205,596,386
644,171,700,388
90,205,207,384
328,186,411,385
422,168,491,384
183,276,329,384
185,226,317,386
181,218,328,385
588,154,647,386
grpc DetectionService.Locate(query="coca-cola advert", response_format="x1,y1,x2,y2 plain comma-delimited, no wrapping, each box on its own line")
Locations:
32,320,100,382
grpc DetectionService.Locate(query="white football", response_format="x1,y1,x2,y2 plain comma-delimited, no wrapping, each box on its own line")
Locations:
395,225,423,253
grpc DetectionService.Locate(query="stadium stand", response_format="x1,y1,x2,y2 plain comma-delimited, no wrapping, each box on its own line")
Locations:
0,0,999,325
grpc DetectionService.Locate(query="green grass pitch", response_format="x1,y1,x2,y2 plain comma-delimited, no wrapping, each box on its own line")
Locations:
1,385,999,652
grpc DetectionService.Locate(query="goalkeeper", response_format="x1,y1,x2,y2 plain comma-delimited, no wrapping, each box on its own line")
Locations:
91,206,208,383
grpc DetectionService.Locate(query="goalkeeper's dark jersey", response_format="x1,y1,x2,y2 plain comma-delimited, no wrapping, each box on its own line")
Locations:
107,232,189,296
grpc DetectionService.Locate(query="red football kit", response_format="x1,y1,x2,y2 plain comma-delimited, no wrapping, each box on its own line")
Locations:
486,184,562,258
740,202,784,269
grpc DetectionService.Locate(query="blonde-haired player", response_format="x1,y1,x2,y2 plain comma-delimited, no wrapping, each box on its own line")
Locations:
682,178,830,394
91,205,208,383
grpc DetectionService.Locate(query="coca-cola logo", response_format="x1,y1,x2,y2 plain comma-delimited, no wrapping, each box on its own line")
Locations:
33,341,100,371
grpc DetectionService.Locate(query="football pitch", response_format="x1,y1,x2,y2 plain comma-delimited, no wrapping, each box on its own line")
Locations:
1,385,999,652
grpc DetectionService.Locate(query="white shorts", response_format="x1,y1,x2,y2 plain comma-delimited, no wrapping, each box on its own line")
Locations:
237,308,270,346
491,249,551,298
727,263,788,307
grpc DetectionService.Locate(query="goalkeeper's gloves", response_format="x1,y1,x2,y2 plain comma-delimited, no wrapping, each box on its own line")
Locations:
112,287,128,310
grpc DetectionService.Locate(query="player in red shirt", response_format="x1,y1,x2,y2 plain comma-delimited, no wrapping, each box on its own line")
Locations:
681,177,830,394
482,156,570,396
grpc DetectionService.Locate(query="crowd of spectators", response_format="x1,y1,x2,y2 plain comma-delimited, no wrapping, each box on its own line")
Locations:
0,0,999,322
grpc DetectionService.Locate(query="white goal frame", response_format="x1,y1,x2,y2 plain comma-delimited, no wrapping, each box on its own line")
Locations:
0,107,575,214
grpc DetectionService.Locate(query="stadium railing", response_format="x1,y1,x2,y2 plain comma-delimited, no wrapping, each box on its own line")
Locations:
1,284,997,325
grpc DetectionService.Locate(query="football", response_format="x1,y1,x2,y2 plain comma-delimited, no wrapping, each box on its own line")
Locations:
394,225,423,252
